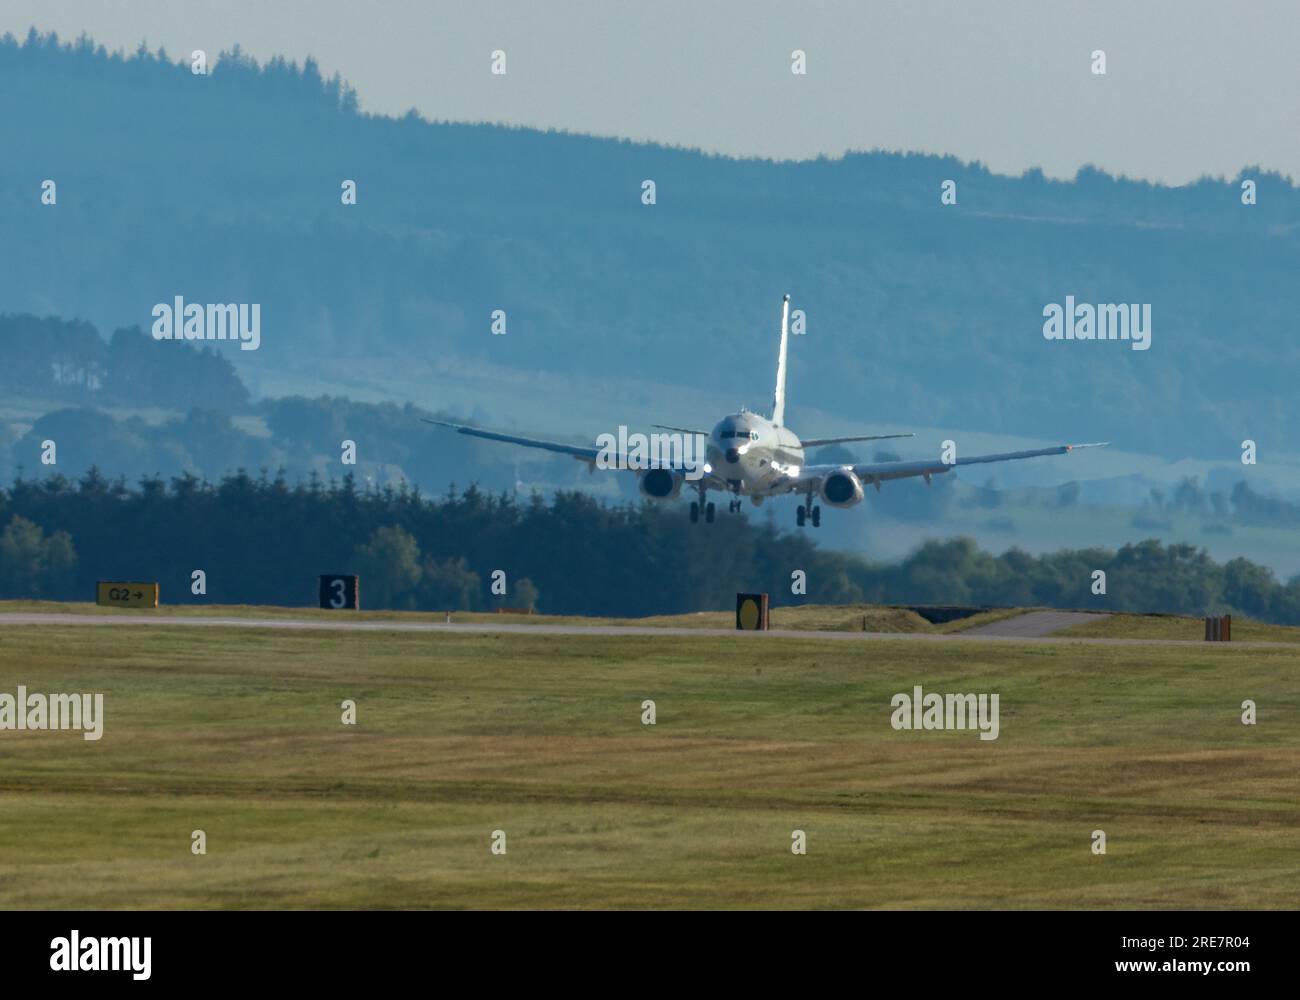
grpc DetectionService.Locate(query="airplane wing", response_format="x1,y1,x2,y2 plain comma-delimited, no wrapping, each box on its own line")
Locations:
422,418,712,476
423,418,605,462
795,442,1108,491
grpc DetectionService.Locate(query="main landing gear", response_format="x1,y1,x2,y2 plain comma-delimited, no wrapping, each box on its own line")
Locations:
689,500,716,523
796,503,821,528
690,479,716,524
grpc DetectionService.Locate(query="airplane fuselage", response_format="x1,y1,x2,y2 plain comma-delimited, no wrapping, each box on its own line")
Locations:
708,410,805,497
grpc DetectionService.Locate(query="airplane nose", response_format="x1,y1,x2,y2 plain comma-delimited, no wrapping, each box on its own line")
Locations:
725,448,740,464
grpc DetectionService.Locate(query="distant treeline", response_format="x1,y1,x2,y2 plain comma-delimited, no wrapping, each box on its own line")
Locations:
2,471,1299,623
0,314,250,412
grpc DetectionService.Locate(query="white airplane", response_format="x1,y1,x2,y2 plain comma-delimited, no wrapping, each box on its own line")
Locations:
426,295,1106,526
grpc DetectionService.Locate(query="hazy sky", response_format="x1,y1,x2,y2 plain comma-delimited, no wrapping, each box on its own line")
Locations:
5,0,1296,184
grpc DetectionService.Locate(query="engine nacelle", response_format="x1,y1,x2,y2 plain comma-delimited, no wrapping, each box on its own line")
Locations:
639,467,684,500
820,469,864,508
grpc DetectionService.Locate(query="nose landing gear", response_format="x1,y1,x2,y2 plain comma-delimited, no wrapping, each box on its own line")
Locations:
689,477,719,524
689,477,736,524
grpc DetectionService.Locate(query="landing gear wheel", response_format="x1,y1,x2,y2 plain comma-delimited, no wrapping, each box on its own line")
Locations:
812,505,821,528
729,499,741,513
705,502,716,523
690,501,700,523
796,505,806,527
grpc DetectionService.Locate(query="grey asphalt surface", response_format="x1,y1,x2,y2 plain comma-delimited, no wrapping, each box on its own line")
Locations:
0,611,1291,648
961,610,1111,637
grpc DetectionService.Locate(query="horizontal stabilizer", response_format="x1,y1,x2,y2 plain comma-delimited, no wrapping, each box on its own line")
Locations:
802,433,916,448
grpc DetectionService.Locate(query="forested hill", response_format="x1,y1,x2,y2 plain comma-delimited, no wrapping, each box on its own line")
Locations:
1,29,1298,459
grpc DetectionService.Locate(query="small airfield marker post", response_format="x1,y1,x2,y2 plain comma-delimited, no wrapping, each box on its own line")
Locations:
319,574,360,610
736,593,770,630
95,581,159,608
1204,614,1232,641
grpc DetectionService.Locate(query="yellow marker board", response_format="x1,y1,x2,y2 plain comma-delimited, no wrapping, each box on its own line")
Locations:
96,581,159,608
735,592,770,630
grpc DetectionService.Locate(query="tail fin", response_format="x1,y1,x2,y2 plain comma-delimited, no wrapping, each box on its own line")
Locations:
772,294,790,426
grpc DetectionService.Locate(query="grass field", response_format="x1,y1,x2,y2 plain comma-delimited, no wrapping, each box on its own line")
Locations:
0,614,1297,909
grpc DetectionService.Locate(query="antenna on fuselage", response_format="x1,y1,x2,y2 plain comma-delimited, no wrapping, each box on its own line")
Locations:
771,294,790,426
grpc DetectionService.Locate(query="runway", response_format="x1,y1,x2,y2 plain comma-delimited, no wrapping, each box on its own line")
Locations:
0,611,1288,648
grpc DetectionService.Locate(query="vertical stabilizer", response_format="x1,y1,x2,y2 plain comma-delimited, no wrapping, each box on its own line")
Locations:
772,294,791,426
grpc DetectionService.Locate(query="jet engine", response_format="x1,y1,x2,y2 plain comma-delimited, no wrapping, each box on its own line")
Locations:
639,468,684,500
820,469,864,508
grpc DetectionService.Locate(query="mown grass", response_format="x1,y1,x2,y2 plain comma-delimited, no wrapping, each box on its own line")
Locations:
0,623,1296,908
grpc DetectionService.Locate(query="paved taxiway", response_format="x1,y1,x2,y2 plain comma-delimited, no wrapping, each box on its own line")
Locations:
961,610,1110,637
